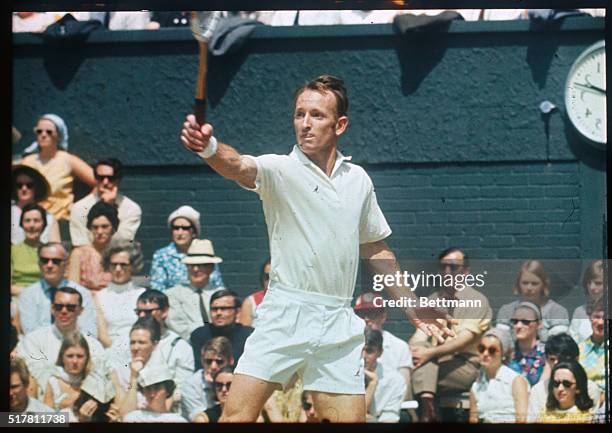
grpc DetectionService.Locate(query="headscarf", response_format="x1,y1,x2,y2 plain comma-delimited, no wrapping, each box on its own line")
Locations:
23,113,69,155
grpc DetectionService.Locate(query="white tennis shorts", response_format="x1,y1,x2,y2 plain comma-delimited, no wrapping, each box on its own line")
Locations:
235,283,366,394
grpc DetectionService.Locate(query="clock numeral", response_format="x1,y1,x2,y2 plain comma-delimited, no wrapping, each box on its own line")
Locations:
597,62,601,73
585,108,592,118
595,118,602,130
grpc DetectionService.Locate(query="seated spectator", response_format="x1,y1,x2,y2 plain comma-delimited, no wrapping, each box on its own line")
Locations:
569,260,604,342
299,391,320,423
181,336,234,421
11,203,47,334
149,205,224,292
538,360,594,423
12,164,60,244
67,202,117,291
12,12,55,33
193,366,235,423
409,248,492,422
578,297,606,395
112,316,163,417
123,366,188,422
496,260,569,342
469,328,529,423
166,239,225,340
43,333,92,418
16,287,107,393
19,242,97,337
94,240,146,368
135,290,195,390
72,368,117,422
354,292,413,399
12,204,47,292
18,114,96,221
507,301,547,386
528,333,601,422
190,290,254,370
363,327,406,423
10,358,53,413
239,258,270,327
70,158,142,247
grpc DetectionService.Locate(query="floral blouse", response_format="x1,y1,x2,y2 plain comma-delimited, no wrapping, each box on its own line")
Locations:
508,341,546,386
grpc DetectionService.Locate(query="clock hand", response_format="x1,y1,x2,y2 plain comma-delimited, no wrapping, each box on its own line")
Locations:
574,82,606,95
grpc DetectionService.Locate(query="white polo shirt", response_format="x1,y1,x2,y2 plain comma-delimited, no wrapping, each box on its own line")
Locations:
242,145,391,299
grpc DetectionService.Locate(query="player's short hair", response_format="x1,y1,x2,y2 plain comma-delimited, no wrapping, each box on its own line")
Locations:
294,75,349,118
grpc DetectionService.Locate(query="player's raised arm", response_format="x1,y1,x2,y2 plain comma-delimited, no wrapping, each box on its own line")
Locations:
180,114,257,189
359,240,456,343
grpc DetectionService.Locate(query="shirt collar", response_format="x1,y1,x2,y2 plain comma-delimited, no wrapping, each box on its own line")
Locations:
42,278,69,292
290,145,352,175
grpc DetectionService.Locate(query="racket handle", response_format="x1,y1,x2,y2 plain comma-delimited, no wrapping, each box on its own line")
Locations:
195,98,206,125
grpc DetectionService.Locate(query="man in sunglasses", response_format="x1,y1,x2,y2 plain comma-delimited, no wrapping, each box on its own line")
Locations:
181,336,235,421
409,247,492,422
19,242,97,336
15,287,107,391
69,158,142,247
134,289,194,390
190,289,254,370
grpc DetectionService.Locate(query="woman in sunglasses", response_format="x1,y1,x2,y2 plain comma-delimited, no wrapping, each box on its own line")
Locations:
11,203,50,334
469,328,529,423
194,366,235,423
539,360,594,423
496,260,569,342
18,114,96,221
507,302,547,386
11,164,60,245
67,202,118,291
93,240,146,368
43,333,92,420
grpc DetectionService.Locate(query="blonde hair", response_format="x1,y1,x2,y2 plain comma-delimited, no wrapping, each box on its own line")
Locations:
513,260,550,298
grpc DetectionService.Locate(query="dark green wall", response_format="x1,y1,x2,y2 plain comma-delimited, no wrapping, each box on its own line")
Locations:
12,18,606,335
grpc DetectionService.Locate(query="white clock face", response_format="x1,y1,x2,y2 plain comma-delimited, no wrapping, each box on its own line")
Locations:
565,41,606,146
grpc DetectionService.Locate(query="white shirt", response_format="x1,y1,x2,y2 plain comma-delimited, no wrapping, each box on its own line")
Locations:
16,325,107,393
166,283,223,341
243,145,391,299
339,10,399,24
369,362,406,422
97,282,145,369
153,329,195,389
471,365,521,423
569,304,592,343
69,192,142,247
24,397,54,413
380,329,413,370
123,410,187,423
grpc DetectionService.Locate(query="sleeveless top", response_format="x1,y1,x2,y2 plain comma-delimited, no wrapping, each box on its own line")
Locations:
21,151,74,221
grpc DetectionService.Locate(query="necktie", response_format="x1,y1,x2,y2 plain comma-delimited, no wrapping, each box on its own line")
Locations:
197,289,209,324
49,286,57,323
